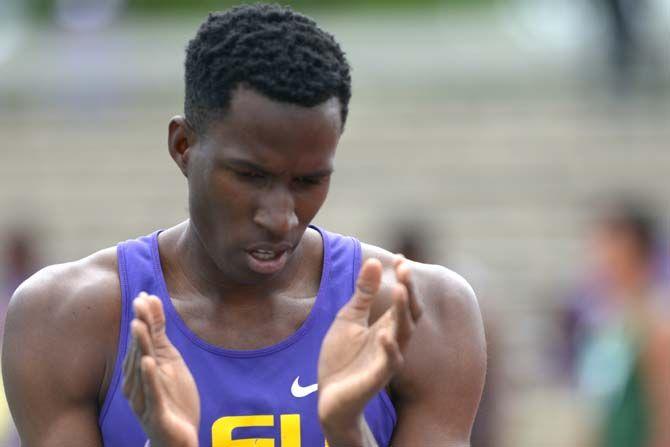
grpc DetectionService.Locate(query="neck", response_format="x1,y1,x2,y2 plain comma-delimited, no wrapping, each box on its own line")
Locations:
163,221,309,303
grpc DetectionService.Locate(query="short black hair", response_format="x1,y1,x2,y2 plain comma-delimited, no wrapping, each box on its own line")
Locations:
184,3,352,134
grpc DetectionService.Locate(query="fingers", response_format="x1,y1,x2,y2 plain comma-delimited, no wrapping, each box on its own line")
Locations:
391,283,414,350
368,327,404,387
123,324,146,417
123,291,163,420
133,293,167,340
368,256,420,353
122,333,137,383
123,324,142,395
124,317,163,423
395,258,423,322
379,329,404,371
132,318,155,361
141,356,165,418
133,293,174,359
339,258,383,322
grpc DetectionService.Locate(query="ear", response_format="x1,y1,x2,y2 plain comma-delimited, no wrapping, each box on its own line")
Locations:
168,116,196,177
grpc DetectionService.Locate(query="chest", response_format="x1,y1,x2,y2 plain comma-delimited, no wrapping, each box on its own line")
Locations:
170,294,317,350
101,318,396,447
180,333,326,447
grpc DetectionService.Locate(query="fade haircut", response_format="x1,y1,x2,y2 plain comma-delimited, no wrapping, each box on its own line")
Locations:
184,3,352,135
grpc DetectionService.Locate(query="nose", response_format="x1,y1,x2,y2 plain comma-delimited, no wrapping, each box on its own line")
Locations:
253,186,299,238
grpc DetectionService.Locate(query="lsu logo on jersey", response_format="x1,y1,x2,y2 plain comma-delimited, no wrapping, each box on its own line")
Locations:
211,414,329,447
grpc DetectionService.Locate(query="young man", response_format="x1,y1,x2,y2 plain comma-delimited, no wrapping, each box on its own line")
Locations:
2,4,486,446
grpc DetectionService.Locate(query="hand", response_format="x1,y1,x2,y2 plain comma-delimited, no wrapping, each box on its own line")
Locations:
317,257,423,445
123,293,200,447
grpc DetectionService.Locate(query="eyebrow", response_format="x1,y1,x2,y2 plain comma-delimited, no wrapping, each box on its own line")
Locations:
222,158,273,175
222,158,334,177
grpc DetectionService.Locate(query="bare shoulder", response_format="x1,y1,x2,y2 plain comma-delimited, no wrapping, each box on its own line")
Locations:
3,246,122,405
361,242,486,443
7,246,121,341
361,242,482,329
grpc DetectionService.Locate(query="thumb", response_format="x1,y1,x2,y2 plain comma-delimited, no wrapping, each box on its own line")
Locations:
339,258,382,322
145,295,168,341
133,293,169,345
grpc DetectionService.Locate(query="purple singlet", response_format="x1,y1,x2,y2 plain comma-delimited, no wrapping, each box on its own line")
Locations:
98,226,396,446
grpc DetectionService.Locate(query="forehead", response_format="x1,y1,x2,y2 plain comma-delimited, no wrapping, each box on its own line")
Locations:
202,87,342,170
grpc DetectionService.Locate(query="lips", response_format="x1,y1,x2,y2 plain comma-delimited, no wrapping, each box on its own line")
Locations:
249,248,282,260
245,243,293,275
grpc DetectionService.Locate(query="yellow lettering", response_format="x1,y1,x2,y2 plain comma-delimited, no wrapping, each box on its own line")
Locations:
212,415,275,447
279,414,301,447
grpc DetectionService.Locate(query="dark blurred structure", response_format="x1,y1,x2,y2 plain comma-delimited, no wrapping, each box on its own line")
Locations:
0,227,40,447
594,0,649,90
559,198,670,447
1,225,42,351
2,227,41,302
390,224,433,264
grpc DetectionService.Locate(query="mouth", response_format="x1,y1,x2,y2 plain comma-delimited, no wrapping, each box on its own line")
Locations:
245,247,291,275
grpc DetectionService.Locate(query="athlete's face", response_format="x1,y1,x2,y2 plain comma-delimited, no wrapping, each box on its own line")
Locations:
172,87,342,283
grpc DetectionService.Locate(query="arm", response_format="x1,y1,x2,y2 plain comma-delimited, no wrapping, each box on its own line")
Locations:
318,256,423,446
2,257,119,446
317,245,485,446
389,265,486,446
641,315,670,447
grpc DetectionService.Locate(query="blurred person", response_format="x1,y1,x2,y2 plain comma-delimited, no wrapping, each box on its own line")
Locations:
2,4,486,447
560,199,670,447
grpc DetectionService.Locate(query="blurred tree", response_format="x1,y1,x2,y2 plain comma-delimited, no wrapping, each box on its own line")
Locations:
127,0,492,13
26,0,496,19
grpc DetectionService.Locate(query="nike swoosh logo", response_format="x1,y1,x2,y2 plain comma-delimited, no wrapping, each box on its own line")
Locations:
291,376,318,398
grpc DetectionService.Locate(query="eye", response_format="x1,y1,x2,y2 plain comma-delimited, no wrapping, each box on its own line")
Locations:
293,176,327,187
234,170,266,181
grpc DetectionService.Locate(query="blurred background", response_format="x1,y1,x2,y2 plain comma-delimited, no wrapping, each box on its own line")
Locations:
1,0,669,446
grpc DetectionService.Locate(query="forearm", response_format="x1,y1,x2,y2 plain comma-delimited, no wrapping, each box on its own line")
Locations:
648,382,670,447
322,417,379,447
643,322,670,447
647,356,670,446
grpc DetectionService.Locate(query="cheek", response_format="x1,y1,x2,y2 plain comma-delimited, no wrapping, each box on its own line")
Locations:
214,180,259,222
190,170,256,224
295,184,330,222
